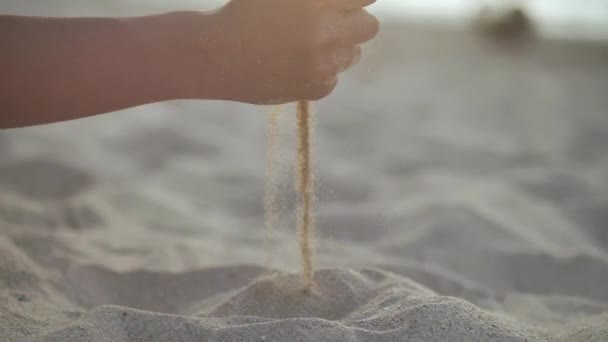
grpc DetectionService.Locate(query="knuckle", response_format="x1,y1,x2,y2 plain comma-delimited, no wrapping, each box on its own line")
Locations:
336,46,361,72
312,63,331,81
364,13,380,40
306,57,338,83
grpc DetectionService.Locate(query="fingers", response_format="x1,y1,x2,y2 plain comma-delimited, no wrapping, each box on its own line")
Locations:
263,45,358,103
320,9,379,47
301,78,339,101
333,45,362,73
340,9,380,45
291,46,357,101
302,45,361,83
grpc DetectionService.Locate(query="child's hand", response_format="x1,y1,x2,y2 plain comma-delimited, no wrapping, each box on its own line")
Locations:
190,0,379,104
0,1,378,128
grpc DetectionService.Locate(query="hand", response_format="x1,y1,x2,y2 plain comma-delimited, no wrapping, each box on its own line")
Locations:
191,0,379,104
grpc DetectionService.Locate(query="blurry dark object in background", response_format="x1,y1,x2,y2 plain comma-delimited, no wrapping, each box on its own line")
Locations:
472,5,535,49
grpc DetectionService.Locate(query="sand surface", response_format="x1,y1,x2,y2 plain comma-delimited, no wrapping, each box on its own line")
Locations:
1,11,608,342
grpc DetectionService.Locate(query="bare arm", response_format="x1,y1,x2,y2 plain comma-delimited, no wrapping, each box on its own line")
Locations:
1,0,378,129
0,12,211,128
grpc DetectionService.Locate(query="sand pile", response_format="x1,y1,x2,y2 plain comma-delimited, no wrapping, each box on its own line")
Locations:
2,218,607,342
0,243,541,342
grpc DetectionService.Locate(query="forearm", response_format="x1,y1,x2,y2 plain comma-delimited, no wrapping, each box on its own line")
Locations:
0,12,214,128
0,1,380,128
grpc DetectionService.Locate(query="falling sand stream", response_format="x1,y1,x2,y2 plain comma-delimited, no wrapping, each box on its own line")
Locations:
264,101,316,293
295,100,315,292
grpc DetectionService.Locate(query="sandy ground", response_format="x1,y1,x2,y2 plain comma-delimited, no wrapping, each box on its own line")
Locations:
1,13,608,342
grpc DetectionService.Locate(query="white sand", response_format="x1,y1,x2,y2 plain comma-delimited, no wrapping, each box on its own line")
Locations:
2,11,608,342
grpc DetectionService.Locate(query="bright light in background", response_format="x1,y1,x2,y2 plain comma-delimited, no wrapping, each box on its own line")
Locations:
371,0,478,19
369,0,608,41
0,0,606,41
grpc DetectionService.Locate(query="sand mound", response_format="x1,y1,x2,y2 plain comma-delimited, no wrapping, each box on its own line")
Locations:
207,268,433,319
32,268,538,342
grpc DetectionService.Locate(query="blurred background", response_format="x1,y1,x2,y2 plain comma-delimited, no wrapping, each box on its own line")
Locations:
1,0,608,41
1,0,608,300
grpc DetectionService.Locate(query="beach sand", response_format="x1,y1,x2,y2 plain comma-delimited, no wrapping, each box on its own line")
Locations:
1,14,608,342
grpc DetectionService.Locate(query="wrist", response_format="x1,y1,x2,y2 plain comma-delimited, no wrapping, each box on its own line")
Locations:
169,8,249,102
127,11,224,102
